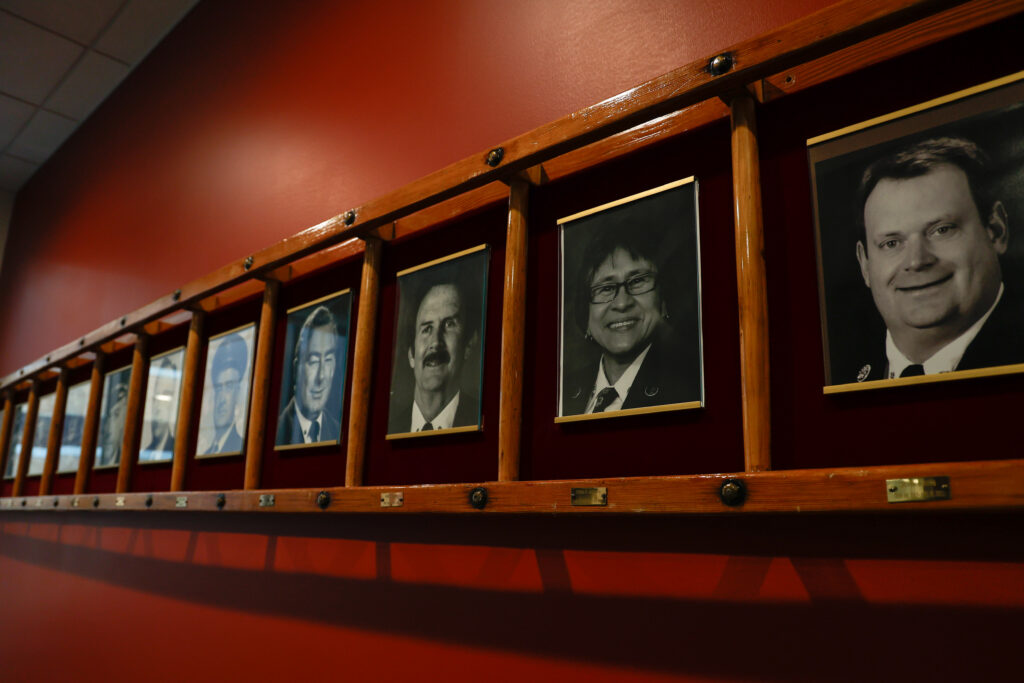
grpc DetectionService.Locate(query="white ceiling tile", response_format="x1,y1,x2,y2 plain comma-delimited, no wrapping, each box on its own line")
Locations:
0,0,125,45
0,11,84,104
0,93,35,149
46,50,131,120
7,110,78,164
0,153,38,191
94,0,198,65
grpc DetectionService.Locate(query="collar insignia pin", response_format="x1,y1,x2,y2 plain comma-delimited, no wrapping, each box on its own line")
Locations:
856,364,871,382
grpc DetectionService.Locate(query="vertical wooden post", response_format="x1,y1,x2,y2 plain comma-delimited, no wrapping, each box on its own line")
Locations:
116,335,150,493
12,380,40,496
345,237,382,487
0,391,15,489
244,279,281,491
39,368,70,495
498,179,529,482
74,354,105,494
171,312,204,492
730,92,771,473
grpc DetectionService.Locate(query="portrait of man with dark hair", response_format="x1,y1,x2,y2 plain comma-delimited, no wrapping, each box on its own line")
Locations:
558,178,704,421
140,348,184,463
97,366,132,468
810,75,1024,389
276,291,351,448
387,246,488,438
57,381,91,474
3,402,27,479
198,325,255,456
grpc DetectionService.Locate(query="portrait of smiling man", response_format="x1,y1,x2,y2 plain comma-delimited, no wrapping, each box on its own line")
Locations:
852,136,1022,381
276,294,351,448
387,248,488,437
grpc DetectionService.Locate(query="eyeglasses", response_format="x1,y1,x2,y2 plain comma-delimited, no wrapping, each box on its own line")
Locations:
589,272,657,304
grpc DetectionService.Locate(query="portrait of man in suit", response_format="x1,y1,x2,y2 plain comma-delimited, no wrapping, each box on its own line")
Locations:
199,327,254,456
3,403,27,479
275,292,351,448
97,367,131,468
140,350,183,462
387,247,488,437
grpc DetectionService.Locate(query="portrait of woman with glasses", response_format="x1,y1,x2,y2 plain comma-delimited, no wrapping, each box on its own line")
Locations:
557,178,704,421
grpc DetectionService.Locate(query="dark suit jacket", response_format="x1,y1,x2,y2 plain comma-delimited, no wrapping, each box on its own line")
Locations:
561,330,701,417
387,391,479,434
847,287,1024,383
276,398,341,446
143,432,174,457
204,425,243,455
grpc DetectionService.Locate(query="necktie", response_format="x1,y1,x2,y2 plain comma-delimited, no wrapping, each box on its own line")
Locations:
593,387,619,412
900,364,925,378
308,419,320,442
421,421,434,431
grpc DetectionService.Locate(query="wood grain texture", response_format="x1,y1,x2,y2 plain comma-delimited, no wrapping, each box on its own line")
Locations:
38,368,69,495
243,280,281,490
345,237,382,487
0,392,15,486
5,457,1024,515
73,354,105,494
11,381,40,497
0,0,972,391
170,312,204,492
730,93,771,473
498,179,529,482
116,335,150,493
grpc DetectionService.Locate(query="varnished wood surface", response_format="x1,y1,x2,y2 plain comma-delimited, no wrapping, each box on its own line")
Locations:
345,238,382,487
73,355,105,494
38,369,69,495
0,0,973,391
498,180,529,482
11,382,40,497
244,280,281,490
170,313,204,492
730,94,772,473
4,457,1023,515
0,392,15,483
115,335,150,493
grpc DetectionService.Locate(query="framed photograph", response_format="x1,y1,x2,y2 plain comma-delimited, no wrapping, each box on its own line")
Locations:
3,402,28,479
57,380,90,474
96,365,132,469
26,392,56,476
810,71,1024,393
139,347,185,463
275,289,352,449
197,323,256,457
557,177,704,422
386,245,489,439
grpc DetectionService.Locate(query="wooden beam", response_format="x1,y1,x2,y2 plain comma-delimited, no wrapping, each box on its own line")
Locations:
12,381,39,496
0,392,15,487
243,280,281,490
116,335,150,493
38,368,69,495
498,180,529,482
729,93,771,473
345,238,382,487
74,354,105,495
170,313,204,492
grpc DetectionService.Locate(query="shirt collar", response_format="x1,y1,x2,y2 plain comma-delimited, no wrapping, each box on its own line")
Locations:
293,403,322,443
411,391,461,432
886,283,1003,378
585,344,652,412
214,424,236,453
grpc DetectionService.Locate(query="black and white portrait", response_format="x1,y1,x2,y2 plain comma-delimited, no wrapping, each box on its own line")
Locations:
26,392,55,476
198,324,255,457
3,402,27,479
139,348,184,463
557,178,704,421
57,381,90,474
275,290,352,449
96,365,132,468
387,245,489,438
810,72,1024,390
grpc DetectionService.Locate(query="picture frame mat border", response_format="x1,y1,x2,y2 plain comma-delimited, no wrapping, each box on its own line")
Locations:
395,243,490,278
285,287,353,316
385,424,481,440
556,176,696,226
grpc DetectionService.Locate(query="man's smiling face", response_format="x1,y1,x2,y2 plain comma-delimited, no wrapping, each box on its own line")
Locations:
857,164,1006,341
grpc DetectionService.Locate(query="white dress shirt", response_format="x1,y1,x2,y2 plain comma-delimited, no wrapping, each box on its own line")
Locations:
584,344,652,414
411,392,461,431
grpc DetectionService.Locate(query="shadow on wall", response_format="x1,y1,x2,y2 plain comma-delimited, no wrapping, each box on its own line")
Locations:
1,512,1023,681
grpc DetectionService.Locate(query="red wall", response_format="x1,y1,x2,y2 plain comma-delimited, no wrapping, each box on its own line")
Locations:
2,2,1022,681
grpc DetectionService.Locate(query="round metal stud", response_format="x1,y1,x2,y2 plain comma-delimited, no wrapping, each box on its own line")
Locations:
93,496,100,508
145,495,154,508
244,255,254,271
120,316,127,327
485,147,504,167
20,499,26,507
216,493,226,510
172,289,182,301
316,490,331,510
343,210,356,226
719,478,747,507
469,486,488,510
53,498,59,507
707,52,734,76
